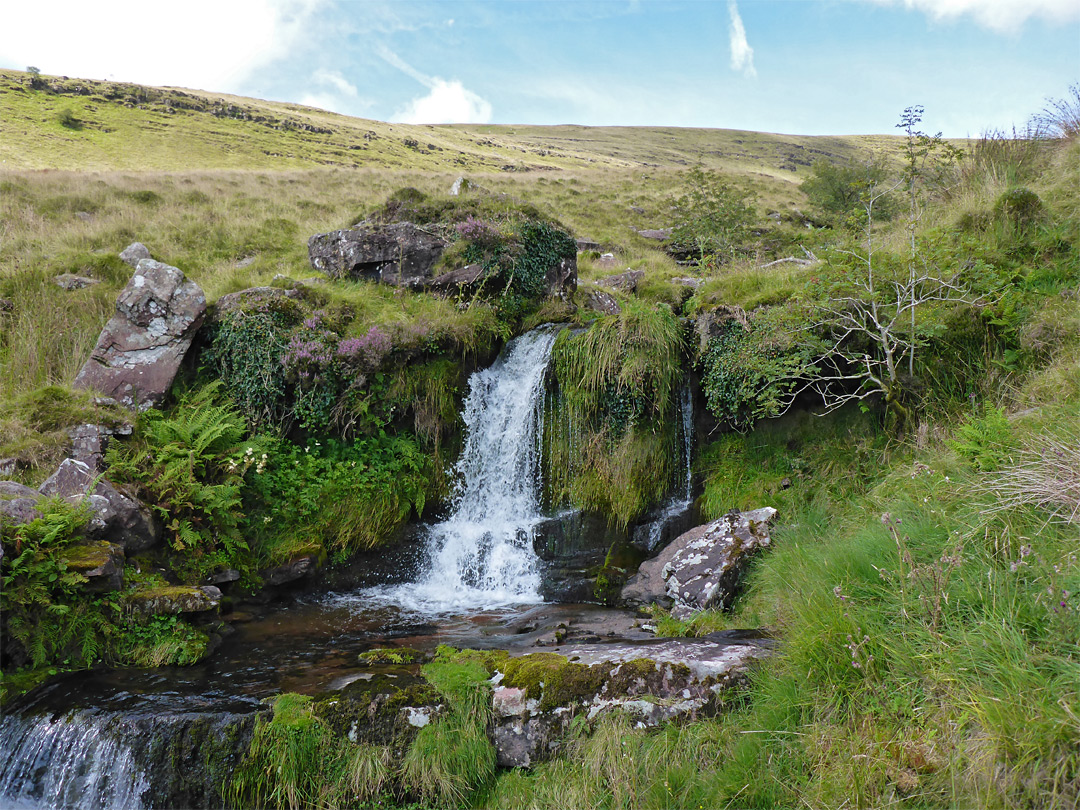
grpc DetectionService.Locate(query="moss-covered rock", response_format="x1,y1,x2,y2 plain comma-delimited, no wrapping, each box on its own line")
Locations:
59,540,123,592
125,584,221,615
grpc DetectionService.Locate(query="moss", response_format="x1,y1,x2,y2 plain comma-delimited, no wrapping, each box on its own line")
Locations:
313,669,441,747
357,647,428,666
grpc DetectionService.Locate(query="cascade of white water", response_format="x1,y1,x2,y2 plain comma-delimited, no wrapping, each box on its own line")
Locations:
359,327,560,613
0,710,149,810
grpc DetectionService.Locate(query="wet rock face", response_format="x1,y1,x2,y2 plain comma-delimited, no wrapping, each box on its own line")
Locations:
59,540,125,592
308,222,448,287
73,259,206,410
533,511,644,604
621,507,778,618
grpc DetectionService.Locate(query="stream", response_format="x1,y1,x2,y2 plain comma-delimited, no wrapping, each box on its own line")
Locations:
0,326,696,809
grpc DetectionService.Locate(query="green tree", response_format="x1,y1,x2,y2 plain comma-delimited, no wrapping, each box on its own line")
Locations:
800,157,895,225
669,167,756,265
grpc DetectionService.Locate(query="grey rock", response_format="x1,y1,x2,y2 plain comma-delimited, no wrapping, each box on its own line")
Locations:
0,457,19,479
636,228,672,240
425,263,488,293
672,277,703,288
54,273,101,291
119,242,152,268
39,458,160,551
490,634,771,768
0,480,43,527
622,508,777,617
212,286,303,320
449,176,478,195
597,269,644,293
73,260,206,410
67,423,130,472
261,552,322,587
583,288,621,316
234,255,257,268
575,238,602,253
308,222,448,288
127,585,222,615
75,211,92,222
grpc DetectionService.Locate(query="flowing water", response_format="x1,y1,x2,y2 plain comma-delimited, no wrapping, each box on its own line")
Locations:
359,326,560,613
0,325,679,808
635,383,696,552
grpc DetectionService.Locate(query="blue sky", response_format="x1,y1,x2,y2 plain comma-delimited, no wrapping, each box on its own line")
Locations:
1,1,1077,136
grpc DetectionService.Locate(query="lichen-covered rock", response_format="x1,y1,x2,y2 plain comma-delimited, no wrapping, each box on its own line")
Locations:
211,285,304,320
488,635,771,767
597,269,644,293
621,508,778,617
39,458,159,551
583,287,621,315
67,423,132,472
73,260,206,410
126,585,222,616
60,540,124,592
308,222,448,287
53,273,101,291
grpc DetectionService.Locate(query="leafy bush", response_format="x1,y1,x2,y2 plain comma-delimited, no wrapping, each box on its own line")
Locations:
668,166,756,264
698,308,814,430
55,107,81,130
800,157,896,225
947,405,1013,471
243,433,432,563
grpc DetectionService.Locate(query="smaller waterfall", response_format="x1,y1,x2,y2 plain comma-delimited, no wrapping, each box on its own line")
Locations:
360,327,559,613
634,384,696,553
0,710,148,810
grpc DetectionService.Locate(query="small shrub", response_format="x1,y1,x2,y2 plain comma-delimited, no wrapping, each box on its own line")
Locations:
55,107,81,130
948,405,1013,471
992,186,1045,234
668,166,757,264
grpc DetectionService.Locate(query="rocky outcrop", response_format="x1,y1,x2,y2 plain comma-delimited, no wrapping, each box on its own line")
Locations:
425,263,488,293
39,458,160,552
0,481,43,527
597,269,645,293
489,634,771,767
533,511,643,603
308,222,448,287
260,546,325,587
60,540,125,592
73,260,206,410
621,508,777,618
582,287,621,315
67,423,132,472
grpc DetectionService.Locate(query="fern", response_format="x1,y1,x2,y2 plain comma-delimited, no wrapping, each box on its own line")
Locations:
106,382,259,580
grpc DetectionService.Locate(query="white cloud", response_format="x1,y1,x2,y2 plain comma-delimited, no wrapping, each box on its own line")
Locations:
378,46,492,124
862,0,1079,32
728,0,756,78
393,79,492,124
313,69,358,98
0,0,323,90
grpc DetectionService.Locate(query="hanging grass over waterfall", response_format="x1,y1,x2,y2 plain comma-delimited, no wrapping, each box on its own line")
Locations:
546,302,685,527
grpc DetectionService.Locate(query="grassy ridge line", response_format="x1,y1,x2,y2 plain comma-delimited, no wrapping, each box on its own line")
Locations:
1,68,900,174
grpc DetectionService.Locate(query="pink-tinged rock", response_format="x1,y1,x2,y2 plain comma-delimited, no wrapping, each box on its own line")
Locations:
74,259,206,410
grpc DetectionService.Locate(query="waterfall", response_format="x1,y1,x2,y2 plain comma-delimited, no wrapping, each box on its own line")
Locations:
0,710,149,810
634,383,696,553
361,326,560,613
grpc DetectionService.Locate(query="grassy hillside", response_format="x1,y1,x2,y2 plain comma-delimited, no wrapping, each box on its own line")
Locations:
0,67,898,175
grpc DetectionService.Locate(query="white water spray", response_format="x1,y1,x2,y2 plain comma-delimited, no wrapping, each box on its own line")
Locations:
0,711,149,810
361,327,559,613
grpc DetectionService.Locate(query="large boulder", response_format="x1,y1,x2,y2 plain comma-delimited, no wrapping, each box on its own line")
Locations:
308,222,448,288
39,458,160,552
621,507,777,617
73,260,206,410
